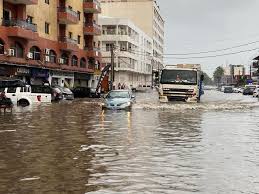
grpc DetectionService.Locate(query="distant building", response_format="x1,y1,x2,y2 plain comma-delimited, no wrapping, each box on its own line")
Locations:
98,16,153,89
252,56,259,83
222,65,245,85
100,0,165,73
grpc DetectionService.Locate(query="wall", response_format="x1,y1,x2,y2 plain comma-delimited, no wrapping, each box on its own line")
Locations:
101,1,153,38
0,1,3,25
27,1,58,41
66,0,84,49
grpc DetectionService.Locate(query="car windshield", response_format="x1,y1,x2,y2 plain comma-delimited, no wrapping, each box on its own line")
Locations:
107,91,130,99
160,70,197,85
63,88,72,93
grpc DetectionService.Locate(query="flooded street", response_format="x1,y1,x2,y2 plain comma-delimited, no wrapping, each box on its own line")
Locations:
1,90,259,194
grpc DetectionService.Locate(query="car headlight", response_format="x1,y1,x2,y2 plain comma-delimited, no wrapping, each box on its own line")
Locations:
118,102,131,106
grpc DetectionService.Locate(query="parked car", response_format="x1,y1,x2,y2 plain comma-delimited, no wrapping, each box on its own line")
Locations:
52,86,74,100
102,90,135,110
253,88,259,98
243,86,256,95
1,85,52,106
233,87,243,93
223,86,233,93
72,87,100,98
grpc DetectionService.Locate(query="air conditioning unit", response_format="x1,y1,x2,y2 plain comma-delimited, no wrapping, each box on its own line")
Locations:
45,56,50,62
58,58,64,64
27,52,33,59
7,49,15,57
45,48,50,55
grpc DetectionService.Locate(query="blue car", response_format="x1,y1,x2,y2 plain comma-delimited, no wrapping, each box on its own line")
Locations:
102,90,135,110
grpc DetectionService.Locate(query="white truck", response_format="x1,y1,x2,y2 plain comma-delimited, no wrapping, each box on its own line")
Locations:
158,64,204,102
0,80,52,106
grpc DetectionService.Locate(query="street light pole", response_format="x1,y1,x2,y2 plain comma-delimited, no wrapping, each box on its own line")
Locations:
110,44,115,91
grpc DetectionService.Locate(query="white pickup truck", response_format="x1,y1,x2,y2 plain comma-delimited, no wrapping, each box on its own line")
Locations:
2,85,52,106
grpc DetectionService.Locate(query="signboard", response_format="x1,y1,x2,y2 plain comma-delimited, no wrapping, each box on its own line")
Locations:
74,73,91,80
15,67,30,76
50,70,74,78
31,68,49,78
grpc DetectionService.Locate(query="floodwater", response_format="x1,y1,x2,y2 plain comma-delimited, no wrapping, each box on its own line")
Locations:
1,90,259,194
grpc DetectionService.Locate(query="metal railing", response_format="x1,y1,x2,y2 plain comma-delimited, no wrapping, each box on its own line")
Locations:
84,0,101,7
58,7,78,18
59,36,77,45
84,47,101,52
2,19,37,32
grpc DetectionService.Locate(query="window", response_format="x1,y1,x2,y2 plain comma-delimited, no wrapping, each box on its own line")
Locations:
77,35,81,44
11,42,23,58
80,58,87,68
71,55,78,66
45,22,50,34
61,53,69,65
49,50,56,63
7,87,16,93
30,46,41,60
77,11,81,20
26,16,33,24
0,39,4,55
69,32,72,39
45,0,49,4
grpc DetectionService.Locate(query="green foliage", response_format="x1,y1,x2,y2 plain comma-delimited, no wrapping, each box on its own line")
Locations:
202,72,214,85
213,66,224,84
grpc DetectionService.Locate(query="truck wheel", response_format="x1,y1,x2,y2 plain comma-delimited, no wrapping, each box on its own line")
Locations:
18,99,30,107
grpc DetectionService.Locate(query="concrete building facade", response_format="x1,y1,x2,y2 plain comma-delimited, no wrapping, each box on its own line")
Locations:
222,65,246,85
99,16,153,89
0,0,102,88
100,0,164,73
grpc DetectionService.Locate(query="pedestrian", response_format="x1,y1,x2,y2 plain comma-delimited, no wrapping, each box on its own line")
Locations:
121,83,125,89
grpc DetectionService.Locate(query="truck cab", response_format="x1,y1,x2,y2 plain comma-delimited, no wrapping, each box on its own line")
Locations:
159,64,204,102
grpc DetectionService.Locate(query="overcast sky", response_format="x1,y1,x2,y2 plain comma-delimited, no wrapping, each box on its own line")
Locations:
158,0,259,76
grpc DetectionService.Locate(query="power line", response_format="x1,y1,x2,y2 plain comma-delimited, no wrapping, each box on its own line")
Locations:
163,48,259,59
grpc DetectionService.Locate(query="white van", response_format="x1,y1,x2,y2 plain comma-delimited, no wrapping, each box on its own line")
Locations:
3,85,52,106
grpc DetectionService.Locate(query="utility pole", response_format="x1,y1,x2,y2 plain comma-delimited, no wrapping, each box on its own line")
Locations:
110,44,115,91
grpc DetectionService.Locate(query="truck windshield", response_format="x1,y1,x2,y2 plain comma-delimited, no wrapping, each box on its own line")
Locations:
160,70,197,85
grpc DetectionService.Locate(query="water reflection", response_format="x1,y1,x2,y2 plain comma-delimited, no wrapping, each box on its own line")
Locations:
1,91,259,194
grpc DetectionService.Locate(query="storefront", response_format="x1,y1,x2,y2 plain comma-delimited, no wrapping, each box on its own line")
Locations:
30,68,49,85
0,65,12,77
50,70,74,88
13,67,30,84
74,73,91,87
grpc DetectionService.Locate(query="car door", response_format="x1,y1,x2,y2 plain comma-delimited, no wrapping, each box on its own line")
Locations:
5,87,18,104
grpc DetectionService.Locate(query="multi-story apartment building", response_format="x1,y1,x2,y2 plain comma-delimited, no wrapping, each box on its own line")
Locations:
0,0,102,88
99,16,152,89
100,0,165,73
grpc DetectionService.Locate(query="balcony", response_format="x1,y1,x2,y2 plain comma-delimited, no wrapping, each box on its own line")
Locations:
2,19,38,40
4,0,38,5
83,0,101,14
84,23,101,36
85,47,101,58
253,61,259,68
59,36,79,51
58,7,79,24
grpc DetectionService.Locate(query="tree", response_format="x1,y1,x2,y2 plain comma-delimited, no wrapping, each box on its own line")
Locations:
202,72,213,85
213,66,224,86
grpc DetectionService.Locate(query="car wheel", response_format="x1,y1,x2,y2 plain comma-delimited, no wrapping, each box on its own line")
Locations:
18,99,30,107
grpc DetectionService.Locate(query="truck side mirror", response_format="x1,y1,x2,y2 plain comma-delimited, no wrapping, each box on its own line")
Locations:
200,74,204,81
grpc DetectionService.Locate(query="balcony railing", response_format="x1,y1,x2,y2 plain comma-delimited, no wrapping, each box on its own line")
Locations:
59,36,77,45
4,0,38,5
83,0,101,13
2,19,37,32
58,7,78,18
